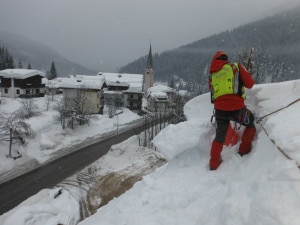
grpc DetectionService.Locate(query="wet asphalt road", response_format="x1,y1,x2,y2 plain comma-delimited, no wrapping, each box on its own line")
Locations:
0,125,143,216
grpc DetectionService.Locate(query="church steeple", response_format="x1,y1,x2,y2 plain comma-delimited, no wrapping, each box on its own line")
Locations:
143,44,154,94
146,44,153,69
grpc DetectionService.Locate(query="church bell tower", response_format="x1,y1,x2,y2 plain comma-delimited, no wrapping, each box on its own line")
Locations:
143,44,154,95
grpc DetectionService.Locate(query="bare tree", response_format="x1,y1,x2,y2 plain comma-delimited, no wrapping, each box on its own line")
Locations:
54,87,95,129
0,111,31,159
105,92,123,118
18,98,40,119
173,93,187,119
68,88,95,128
53,98,70,130
44,95,53,111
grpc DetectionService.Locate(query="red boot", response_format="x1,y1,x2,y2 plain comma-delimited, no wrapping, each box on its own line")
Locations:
238,127,256,156
210,141,223,170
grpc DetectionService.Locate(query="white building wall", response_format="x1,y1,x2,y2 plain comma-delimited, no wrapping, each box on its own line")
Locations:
63,89,100,114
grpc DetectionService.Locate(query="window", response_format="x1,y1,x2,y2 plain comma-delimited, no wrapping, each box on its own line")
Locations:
4,89,8,94
16,89,20,94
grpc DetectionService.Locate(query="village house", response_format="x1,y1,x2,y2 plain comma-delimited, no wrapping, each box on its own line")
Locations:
40,44,177,116
140,44,178,114
144,85,176,113
97,72,144,112
46,75,107,114
0,69,45,98
124,84,144,111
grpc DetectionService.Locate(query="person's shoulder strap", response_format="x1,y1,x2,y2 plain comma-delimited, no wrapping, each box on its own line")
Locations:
230,63,239,76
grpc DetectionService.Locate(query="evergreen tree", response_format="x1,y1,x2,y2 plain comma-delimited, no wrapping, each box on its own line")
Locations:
119,6,300,84
0,47,4,70
18,60,23,68
27,63,32,69
4,48,10,68
48,61,58,80
8,56,15,69
169,77,175,89
0,46,15,69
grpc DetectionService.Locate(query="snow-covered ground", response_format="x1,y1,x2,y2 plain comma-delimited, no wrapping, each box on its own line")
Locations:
0,95,141,183
1,79,300,225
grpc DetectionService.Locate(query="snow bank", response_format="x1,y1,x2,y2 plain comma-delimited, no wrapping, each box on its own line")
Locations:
79,80,300,225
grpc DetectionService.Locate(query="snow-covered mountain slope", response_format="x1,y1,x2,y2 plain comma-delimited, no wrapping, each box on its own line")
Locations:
79,80,300,225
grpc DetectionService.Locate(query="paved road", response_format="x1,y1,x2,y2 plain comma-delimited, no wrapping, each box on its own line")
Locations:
0,125,143,215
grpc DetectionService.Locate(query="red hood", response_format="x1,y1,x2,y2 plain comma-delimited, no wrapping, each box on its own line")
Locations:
209,51,229,74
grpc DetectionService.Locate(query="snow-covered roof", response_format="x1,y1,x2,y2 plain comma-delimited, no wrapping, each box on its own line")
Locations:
0,69,45,79
45,75,105,90
97,72,143,92
146,84,176,98
178,90,189,96
148,85,176,93
106,80,129,87
125,86,144,93
150,91,168,99
45,73,143,91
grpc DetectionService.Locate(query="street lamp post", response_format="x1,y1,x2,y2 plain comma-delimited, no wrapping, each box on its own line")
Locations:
114,110,123,134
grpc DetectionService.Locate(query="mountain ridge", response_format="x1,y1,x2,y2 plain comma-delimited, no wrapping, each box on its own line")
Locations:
0,31,97,76
119,5,300,83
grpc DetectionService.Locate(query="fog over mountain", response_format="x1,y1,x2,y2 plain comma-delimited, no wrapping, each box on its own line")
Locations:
0,31,97,76
120,4,300,83
0,0,299,72
0,0,299,78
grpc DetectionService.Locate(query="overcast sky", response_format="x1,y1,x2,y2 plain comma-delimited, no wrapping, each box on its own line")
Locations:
0,0,298,72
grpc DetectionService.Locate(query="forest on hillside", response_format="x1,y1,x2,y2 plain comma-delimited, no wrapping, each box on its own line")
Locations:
119,5,300,94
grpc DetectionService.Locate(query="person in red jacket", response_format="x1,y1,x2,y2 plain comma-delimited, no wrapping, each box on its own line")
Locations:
208,51,256,170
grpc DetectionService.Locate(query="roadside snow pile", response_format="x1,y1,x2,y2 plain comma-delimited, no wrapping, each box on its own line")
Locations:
1,188,80,225
0,135,166,225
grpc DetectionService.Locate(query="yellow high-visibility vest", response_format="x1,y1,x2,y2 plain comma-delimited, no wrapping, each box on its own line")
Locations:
210,63,245,101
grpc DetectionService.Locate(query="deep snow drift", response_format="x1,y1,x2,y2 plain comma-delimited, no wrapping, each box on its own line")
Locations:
1,80,300,225
80,80,300,225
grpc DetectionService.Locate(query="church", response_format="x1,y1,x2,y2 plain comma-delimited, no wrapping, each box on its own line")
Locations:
142,45,176,114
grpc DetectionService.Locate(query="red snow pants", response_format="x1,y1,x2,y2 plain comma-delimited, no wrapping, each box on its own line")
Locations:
209,108,256,170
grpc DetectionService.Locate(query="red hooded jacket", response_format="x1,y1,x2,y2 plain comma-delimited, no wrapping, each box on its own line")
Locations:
209,51,255,111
